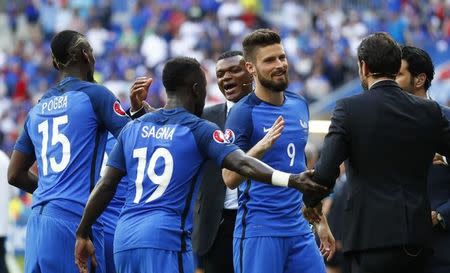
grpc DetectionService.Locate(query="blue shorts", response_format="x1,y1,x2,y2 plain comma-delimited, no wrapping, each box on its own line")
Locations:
104,233,116,273
233,233,325,273
114,248,193,273
25,204,105,273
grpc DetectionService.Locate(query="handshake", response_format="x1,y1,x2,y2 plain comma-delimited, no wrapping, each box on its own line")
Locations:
289,169,331,208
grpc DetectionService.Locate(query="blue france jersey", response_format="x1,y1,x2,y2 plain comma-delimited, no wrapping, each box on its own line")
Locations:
100,134,127,236
225,91,310,238
14,77,130,218
107,108,238,252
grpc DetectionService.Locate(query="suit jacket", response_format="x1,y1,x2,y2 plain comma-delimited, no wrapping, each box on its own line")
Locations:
192,103,228,256
307,80,450,253
427,105,450,268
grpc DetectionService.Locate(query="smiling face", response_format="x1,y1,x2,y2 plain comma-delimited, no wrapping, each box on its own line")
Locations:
216,55,253,103
251,44,289,93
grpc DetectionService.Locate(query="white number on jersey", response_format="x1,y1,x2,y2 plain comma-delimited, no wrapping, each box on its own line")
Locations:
287,143,296,167
133,147,174,203
38,115,71,175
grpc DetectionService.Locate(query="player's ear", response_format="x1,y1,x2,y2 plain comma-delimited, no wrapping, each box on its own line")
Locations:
81,48,92,64
245,61,256,76
192,82,200,97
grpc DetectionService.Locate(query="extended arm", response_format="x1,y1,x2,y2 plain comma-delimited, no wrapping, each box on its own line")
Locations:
76,166,125,238
8,150,38,194
314,212,336,261
305,100,350,207
222,149,329,195
75,166,125,273
223,116,284,189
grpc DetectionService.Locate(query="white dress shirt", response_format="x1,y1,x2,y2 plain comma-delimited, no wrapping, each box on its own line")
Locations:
223,101,239,210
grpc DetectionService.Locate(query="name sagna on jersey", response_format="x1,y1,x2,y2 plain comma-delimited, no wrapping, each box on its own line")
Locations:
141,125,175,140
41,95,68,114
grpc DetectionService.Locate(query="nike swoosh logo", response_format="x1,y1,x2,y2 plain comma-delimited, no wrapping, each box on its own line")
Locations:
263,127,270,133
300,120,308,129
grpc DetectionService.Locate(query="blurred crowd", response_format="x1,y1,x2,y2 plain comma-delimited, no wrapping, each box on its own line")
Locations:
0,0,449,156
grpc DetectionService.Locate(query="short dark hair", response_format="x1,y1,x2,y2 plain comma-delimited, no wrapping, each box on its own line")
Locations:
401,46,434,90
242,29,281,62
217,50,243,61
162,57,203,93
357,32,401,79
51,30,90,69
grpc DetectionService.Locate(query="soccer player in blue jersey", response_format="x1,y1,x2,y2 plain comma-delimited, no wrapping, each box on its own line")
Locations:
74,57,330,273
101,78,155,273
7,30,134,273
223,29,335,273
101,134,124,273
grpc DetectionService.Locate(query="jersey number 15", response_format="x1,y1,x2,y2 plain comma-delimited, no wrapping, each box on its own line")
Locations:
38,115,71,175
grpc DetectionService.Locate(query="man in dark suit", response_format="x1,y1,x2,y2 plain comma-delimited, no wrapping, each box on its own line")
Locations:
396,45,450,273
192,51,253,273
302,33,450,273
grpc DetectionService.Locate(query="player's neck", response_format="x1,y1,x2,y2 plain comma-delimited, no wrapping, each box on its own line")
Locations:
254,84,284,106
60,67,88,82
165,96,193,113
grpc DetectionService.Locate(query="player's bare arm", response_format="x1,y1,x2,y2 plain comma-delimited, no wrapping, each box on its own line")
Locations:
222,115,285,188
222,150,330,196
315,214,336,261
8,150,38,194
75,167,125,272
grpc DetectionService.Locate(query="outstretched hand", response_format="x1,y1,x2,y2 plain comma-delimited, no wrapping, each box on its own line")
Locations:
75,236,97,273
130,77,153,112
257,115,285,152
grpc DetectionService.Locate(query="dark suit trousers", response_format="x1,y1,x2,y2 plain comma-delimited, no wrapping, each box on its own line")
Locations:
201,209,236,273
346,246,428,273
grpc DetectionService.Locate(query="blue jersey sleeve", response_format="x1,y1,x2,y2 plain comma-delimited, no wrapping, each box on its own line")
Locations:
84,84,131,138
106,127,127,173
14,117,35,156
194,120,239,168
225,103,253,151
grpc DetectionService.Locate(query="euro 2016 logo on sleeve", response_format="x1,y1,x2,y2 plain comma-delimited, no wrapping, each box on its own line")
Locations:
113,101,127,116
224,129,235,143
213,129,235,144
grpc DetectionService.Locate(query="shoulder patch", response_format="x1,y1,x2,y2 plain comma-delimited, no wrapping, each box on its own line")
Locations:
224,129,235,143
213,129,235,144
113,101,127,116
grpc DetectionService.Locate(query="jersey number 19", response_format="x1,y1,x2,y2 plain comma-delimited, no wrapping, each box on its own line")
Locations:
132,147,174,203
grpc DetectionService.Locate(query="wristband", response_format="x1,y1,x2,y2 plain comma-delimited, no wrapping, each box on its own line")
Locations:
130,106,144,116
271,170,290,187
